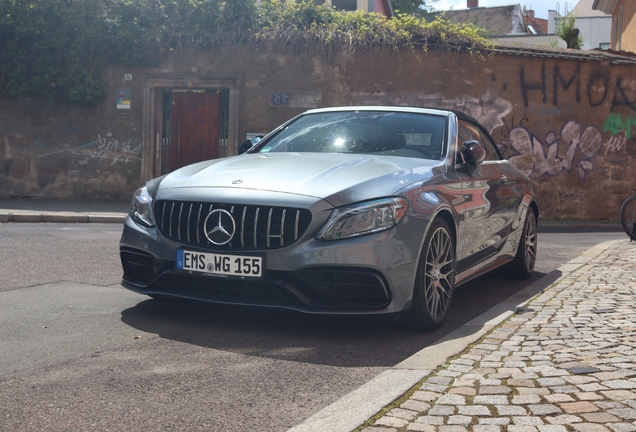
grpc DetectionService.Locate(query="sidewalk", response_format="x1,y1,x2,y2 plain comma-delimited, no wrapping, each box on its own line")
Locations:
292,239,636,432
0,198,129,223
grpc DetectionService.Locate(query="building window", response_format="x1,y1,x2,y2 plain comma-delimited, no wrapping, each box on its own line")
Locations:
332,0,357,11
599,42,610,50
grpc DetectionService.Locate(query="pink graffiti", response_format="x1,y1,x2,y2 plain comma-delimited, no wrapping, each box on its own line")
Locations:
507,120,602,180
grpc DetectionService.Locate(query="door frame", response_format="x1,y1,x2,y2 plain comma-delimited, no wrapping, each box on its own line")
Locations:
141,74,240,181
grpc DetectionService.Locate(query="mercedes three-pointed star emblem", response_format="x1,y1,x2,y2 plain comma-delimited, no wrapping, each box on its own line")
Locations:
203,209,236,245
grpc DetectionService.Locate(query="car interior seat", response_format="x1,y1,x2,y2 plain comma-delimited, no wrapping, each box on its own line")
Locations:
373,134,406,152
429,130,443,159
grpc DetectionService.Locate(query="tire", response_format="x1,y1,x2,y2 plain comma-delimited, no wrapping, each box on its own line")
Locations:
407,219,456,331
508,208,537,280
620,195,636,242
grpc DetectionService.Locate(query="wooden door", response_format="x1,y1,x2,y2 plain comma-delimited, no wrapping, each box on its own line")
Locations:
169,91,221,172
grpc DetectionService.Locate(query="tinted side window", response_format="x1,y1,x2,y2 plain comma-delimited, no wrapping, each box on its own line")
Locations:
458,120,499,161
478,131,500,161
458,121,477,143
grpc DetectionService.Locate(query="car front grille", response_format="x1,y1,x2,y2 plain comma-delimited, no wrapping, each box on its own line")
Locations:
155,200,312,251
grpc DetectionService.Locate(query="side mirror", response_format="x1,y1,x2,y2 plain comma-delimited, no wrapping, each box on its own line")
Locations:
461,140,486,167
238,136,263,154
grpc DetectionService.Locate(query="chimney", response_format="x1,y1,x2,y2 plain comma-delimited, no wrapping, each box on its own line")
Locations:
526,9,535,19
468,0,478,7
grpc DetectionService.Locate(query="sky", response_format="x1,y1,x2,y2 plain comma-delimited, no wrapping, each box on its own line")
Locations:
432,0,575,20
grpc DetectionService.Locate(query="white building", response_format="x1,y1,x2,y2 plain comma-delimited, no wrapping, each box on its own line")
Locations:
548,0,611,50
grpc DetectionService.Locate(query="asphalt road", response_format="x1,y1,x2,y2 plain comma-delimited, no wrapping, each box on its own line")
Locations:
0,223,627,431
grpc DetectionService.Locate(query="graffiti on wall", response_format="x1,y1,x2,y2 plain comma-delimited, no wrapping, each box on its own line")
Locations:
346,85,620,182
600,113,636,155
601,114,631,156
603,113,636,138
0,158,29,178
419,93,513,134
518,63,636,112
416,93,606,180
529,106,572,119
493,62,636,182
506,120,602,180
40,134,141,165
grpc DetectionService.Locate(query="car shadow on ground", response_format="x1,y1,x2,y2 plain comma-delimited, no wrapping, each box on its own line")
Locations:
120,269,553,369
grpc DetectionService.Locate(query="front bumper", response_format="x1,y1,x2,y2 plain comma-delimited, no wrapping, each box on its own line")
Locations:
121,246,390,312
119,212,427,315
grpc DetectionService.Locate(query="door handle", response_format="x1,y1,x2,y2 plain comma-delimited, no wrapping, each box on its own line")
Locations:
498,175,507,185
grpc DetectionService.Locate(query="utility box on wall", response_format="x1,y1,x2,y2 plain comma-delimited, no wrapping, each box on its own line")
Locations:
117,88,132,110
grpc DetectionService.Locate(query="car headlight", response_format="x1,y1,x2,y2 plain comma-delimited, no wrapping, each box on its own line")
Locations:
317,197,408,240
130,186,155,227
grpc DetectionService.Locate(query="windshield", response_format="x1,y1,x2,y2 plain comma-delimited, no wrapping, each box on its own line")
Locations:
253,111,447,160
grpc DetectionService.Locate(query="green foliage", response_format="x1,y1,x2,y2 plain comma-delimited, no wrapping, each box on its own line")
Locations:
392,0,437,16
0,0,111,105
238,1,491,55
555,13,582,49
0,0,491,106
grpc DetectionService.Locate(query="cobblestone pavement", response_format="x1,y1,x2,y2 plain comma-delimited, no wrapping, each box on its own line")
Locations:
362,240,636,432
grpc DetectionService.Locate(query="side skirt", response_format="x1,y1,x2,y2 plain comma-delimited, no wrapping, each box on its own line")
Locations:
455,255,514,287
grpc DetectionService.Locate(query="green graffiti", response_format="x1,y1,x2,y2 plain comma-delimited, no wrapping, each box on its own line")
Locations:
603,114,636,139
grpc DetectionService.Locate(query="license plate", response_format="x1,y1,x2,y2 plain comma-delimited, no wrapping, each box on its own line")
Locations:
176,250,263,278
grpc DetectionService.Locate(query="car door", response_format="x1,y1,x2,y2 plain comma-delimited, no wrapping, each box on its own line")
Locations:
455,120,514,273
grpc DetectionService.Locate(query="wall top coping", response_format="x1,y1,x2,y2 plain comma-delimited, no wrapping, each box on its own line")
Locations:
492,40,636,64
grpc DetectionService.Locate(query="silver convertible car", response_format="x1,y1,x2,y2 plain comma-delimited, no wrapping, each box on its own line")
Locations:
120,106,538,330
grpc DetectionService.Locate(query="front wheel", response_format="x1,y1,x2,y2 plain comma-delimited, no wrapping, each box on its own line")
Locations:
620,195,636,242
508,209,537,279
407,219,456,331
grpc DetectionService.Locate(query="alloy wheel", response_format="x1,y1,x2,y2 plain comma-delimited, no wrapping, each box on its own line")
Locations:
524,212,537,272
424,227,455,321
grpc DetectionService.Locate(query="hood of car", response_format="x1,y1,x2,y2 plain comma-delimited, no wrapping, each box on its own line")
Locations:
158,153,441,205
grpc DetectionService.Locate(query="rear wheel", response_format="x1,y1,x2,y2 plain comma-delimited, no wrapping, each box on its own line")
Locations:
508,209,537,279
407,219,456,331
620,195,636,242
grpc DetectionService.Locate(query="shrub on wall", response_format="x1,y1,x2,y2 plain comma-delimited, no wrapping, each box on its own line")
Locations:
555,12,583,50
0,0,490,107
0,0,112,106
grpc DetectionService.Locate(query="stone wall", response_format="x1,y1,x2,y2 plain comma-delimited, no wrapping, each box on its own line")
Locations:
1,44,635,219
0,84,143,202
